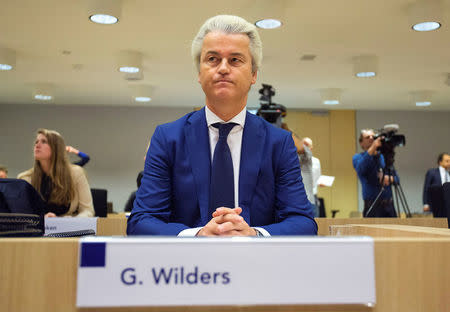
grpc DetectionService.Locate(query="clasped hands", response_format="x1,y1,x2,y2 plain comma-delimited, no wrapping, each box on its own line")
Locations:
197,207,257,237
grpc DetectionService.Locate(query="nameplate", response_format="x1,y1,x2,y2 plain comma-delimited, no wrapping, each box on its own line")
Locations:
44,217,97,235
76,237,375,307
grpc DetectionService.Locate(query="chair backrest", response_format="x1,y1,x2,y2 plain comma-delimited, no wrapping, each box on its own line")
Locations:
317,197,326,217
429,185,445,218
90,188,107,217
0,179,45,237
443,182,450,229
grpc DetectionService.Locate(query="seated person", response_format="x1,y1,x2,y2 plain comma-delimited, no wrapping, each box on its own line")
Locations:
127,15,316,236
0,165,7,178
18,129,94,217
124,171,144,212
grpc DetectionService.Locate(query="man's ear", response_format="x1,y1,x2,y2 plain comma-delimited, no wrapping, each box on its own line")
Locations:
251,71,257,85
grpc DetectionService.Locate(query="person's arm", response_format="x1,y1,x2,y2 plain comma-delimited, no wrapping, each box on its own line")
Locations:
127,126,191,235
423,169,433,210
75,151,90,167
72,166,95,217
124,192,136,212
66,146,90,167
353,151,380,177
260,133,317,235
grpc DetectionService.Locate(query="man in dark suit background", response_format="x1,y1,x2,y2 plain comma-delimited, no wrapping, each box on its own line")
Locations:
423,153,450,213
126,15,316,236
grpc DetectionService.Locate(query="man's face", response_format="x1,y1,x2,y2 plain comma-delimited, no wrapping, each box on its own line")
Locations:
360,130,375,151
0,170,7,179
439,154,450,170
198,31,257,105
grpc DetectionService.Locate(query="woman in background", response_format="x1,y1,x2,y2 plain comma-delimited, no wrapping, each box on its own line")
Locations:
18,129,94,217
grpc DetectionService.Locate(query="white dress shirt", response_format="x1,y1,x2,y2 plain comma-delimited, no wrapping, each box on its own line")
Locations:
178,106,270,237
312,156,321,195
439,166,450,184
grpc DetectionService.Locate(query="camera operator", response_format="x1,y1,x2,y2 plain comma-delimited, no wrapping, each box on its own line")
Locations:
353,129,397,217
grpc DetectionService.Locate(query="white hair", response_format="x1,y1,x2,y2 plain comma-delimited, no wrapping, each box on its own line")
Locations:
191,15,263,73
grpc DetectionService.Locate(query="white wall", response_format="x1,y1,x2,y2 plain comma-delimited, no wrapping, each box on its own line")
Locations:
0,104,192,212
355,110,450,214
2,105,449,215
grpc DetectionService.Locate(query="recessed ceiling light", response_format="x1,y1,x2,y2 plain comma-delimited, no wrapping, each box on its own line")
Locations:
356,72,376,78
135,97,151,102
0,64,12,70
119,66,140,73
35,94,53,101
320,88,342,105
412,21,441,31
89,14,118,25
353,55,378,78
255,19,282,29
0,47,16,70
411,90,432,107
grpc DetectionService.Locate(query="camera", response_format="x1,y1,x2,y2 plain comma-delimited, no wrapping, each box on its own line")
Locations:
256,84,286,127
373,124,405,148
373,124,406,168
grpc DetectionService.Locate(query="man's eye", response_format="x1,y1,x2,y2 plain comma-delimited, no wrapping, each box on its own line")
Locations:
207,56,217,62
231,57,241,63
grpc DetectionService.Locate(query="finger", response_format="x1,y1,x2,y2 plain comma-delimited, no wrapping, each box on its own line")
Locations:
214,213,244,225
212,207,241,217
217,221,242,233
218,230,244,237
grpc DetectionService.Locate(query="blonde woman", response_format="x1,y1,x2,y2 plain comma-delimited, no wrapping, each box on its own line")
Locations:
18,129,94,217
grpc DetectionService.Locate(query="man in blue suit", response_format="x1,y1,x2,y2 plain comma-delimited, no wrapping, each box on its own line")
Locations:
127,15,316,236
423,153,450,213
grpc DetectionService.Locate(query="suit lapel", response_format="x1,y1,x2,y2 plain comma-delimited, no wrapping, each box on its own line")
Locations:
437,168,442,184
239,112,265,224
184,108,211,224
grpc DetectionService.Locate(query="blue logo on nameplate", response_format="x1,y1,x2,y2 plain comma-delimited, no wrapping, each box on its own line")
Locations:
80,242,106,267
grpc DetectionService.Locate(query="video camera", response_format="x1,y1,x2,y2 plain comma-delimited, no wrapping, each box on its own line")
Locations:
373,124,406,168
256,84,286,127
373,124,405,147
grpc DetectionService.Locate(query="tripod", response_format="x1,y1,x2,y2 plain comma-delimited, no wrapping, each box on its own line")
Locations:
365,165,412,217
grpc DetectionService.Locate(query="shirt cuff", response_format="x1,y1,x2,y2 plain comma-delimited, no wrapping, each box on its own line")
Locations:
177,227,203,237
254,227,271,237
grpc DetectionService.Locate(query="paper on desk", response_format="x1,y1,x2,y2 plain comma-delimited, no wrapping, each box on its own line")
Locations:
317,175,335,187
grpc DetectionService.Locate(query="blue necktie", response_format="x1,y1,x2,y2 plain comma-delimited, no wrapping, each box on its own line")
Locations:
210,122,237,215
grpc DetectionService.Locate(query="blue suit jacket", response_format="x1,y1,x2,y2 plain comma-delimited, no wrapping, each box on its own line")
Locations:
423,168,442,205
127,108,317,236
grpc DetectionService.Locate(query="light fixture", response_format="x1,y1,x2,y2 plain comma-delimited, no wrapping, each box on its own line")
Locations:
120,67,139,73
353,55,378,78
130,85,153,103
255,19,282,29
33,84,54,101
411,90,432,107
0,47,16,71
135,97,151,102
320,88,342,105
118,51,143,74
409,0,442,32
88,0,122,25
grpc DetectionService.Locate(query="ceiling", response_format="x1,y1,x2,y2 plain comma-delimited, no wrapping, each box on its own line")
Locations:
0,0,449,111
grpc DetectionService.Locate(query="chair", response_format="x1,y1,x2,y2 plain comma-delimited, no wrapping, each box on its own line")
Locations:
317,197,326,217
90,188,108,217
443,182,450,229
429,185,445,218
